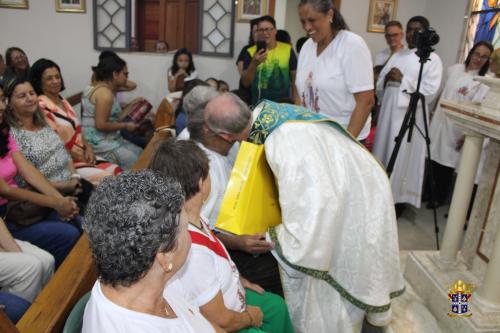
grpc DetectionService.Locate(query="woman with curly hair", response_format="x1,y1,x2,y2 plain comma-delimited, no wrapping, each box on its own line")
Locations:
150,139,295,333
82,170,223,333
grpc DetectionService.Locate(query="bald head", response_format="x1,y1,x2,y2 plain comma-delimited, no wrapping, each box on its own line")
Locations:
204,93,252,137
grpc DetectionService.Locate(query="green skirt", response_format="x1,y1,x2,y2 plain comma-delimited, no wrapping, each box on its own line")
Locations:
238,289,295,333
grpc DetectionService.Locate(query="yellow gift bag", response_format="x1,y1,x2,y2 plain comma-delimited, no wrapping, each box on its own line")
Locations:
215,141,281,235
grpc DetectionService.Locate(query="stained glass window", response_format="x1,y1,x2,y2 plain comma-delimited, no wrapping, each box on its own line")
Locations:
463,0,500,59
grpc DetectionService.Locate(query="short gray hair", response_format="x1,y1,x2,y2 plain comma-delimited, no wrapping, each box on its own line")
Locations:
205,93,251,135
185,86,220,141
83,170,184,287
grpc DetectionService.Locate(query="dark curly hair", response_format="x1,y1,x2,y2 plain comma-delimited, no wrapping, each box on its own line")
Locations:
83,170,185,287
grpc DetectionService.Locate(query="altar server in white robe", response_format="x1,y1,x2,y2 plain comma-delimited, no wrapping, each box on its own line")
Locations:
249,100,405,333
373,16,443,208
428,41,493,206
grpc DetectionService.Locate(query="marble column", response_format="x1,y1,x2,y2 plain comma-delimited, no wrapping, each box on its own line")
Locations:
477,216,500,308
438,133,484,266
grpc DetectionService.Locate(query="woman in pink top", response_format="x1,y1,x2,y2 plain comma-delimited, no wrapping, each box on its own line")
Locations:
30,58,122,185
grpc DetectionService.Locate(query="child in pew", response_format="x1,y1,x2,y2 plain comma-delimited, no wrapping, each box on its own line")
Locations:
168,48,198,93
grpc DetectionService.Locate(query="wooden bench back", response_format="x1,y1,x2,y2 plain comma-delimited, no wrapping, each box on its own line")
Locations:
15,235,97,333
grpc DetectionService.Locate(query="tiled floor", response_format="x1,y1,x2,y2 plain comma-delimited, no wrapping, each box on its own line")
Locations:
397,204,450,252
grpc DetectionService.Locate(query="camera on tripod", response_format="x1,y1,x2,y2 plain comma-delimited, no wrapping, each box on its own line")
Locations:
413,28,440,59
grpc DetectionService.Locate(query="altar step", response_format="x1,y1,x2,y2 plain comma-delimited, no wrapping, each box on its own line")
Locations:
382,251,444,333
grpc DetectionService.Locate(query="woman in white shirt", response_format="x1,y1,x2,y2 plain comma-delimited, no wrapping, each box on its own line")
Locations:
82,170,222,333
295,0,374,141
428,41,493,207
150,139,295,333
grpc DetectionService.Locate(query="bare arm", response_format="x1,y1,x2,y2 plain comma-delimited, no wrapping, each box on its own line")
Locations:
200,291,262,332
241,50,267,88
216,233,273,254
15,150,76,195
13,151,63,198
347,90,375,138
290,70,299,104
167,69,186,92
0,218,21,252
236,61,244,77
93,87,133,132
9,152,78,218
117,79,137,92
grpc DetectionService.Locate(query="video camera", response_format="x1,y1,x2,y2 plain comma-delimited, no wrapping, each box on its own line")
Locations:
413,27,440,59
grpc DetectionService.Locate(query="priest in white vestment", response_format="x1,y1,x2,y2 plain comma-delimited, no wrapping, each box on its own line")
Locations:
250,100,405,333
373,16,443,208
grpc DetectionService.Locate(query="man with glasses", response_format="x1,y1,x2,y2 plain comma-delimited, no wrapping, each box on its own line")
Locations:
373,16,443,216
241,15,298,106
374,21,405,67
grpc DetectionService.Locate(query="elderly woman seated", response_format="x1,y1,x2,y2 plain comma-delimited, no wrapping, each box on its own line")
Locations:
150,139,294,333
82,170,224,333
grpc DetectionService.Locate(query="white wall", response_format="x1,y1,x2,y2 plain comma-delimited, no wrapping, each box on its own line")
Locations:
0,1,252,108
425,0,469,70
0,0,470,108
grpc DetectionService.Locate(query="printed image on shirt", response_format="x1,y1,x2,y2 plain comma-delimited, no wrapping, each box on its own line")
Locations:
301,71,320,112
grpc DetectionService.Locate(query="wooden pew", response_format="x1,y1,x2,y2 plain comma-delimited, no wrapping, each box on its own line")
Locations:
66,92,83,107
132,98,176,171
14,235,97,333
0,308,18,333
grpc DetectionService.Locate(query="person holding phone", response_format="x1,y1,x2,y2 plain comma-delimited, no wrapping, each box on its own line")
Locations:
240,16,298,106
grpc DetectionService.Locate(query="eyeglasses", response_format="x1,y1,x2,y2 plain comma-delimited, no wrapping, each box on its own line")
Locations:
257,27,275,33
384,33,400,38
471,52,490,61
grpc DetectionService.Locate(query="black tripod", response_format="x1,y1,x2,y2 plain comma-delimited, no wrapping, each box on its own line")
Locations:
386,49,440,250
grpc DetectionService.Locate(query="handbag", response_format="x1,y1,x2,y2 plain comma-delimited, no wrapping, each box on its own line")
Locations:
124,100,153,124
5,200,52,226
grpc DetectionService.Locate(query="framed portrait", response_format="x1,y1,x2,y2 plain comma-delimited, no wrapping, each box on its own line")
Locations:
0,0,28,9
55,0,86,13
236,0,269,22
367,0,397,33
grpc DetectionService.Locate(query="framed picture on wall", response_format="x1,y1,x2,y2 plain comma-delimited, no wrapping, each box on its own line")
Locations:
367,0,397,33
55,0,86,13
0,0,28,9
236,0,268,22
